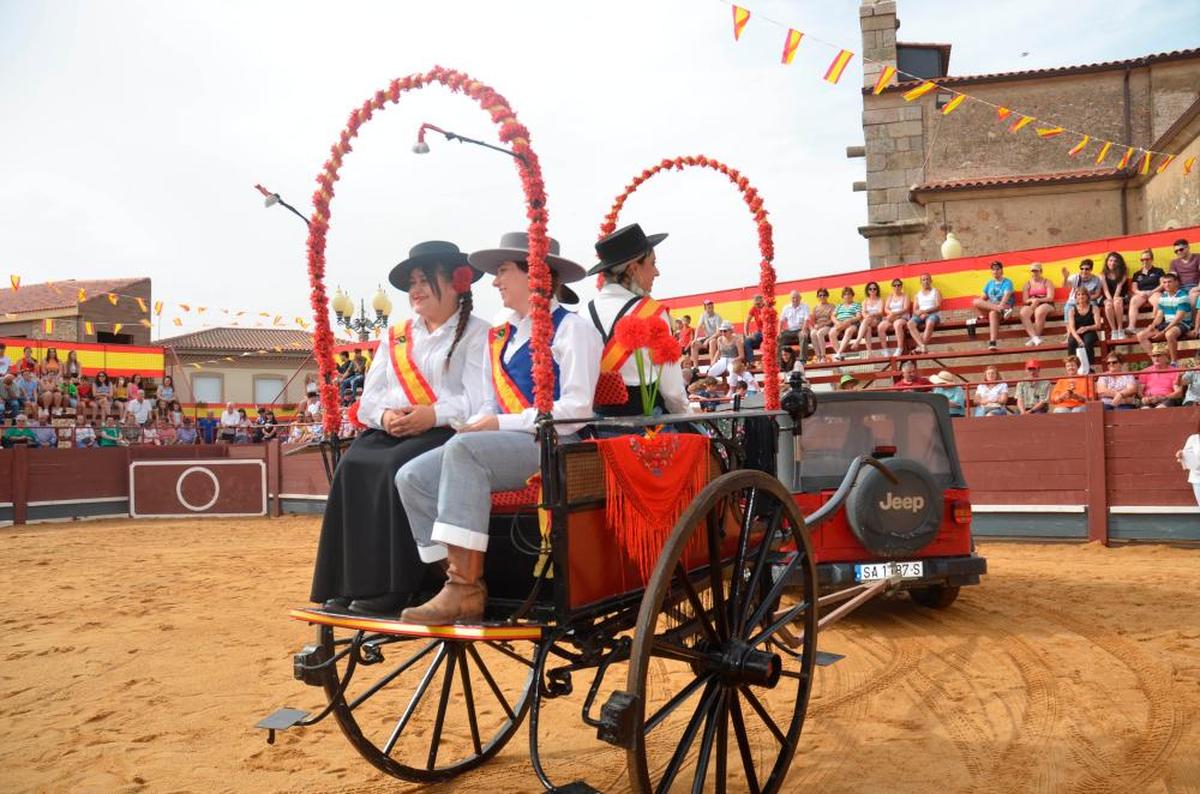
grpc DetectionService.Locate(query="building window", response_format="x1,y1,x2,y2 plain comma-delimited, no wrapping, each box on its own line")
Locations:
896,45,949,80
97,330,133,345
254,376,286,406
192,374,222,404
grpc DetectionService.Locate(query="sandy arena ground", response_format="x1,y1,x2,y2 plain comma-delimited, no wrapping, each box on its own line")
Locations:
2,515,1198,793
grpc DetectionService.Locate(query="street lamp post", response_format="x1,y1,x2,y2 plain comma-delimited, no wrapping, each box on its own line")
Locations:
332,285,392,341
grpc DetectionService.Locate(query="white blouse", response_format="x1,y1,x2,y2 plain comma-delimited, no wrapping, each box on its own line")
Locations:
357,313,490,430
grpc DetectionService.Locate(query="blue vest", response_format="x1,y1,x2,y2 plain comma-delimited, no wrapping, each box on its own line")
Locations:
500,306,569,408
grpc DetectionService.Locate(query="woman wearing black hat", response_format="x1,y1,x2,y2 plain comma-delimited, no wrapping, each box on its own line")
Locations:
309,241,488,616
585,223,690,417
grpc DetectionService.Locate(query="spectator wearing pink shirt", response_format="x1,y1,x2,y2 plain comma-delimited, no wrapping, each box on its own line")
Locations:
1138,344,1183,408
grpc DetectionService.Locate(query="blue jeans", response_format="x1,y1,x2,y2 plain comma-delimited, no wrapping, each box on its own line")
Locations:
743,332,762,362
973,406,1007,417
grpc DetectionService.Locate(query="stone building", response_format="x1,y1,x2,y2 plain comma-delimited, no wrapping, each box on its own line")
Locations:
0,277,153,344
854,0,1200,267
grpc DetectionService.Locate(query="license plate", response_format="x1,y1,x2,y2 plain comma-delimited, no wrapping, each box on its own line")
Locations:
855,561,924,582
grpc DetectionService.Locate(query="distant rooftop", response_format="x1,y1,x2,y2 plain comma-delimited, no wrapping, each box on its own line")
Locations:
0,278,147,316
157,327,314,353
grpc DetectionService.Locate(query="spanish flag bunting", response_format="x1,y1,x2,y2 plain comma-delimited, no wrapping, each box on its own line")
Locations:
1117,147,1134,169
197,306,206,314
273,315,283,325
139,319,152,328
1008,115,1033,133
43,318,53,333
179,303,191,312
107,292,118,305
135,297,147,312
85,321,94,335
941,94,966,115
1095,141,1112,165
1035,126,1064,138
781,29,802,64
154,300,163,316
1185,156,1196,175
996,107,1012,121
236,311,245,317
173,317,183,326
1139,150,1152,175
259,312,270,318
9,276,18,291
731,5,750,40
902,81,937,102
224,357,234,362
189,363,201,369
871,65,896,95
112,323,123,334
1155,154,1175,174
1067,135,1089,157
273,346,282,352
77,288,87,302
823,49,853,84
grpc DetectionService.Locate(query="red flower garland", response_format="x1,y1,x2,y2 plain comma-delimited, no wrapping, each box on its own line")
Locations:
599,155,779,410
305,67,554,436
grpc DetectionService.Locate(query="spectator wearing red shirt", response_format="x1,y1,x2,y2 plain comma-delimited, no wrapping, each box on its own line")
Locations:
1170,238,1200,302
16,346,39,375
894,360,932,391
675,315,695,355
743,294,766,363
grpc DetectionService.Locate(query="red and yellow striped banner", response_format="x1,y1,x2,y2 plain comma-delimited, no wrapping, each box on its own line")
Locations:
1009,115,1034,133
1068,135,1089,157
1139,150,1152,175
1095,141,1112,165
941,94,966,115
488,325,532,414
871,65,896,95
902,81,937,102
1,337,164,377
1035,126,1064,138
731,5,750,40
1118,147,1135,169
1155,154,1176,174
996,107,1012,122
1185,156,1196,175
388,321,437,406
780,28,802,64
10,275,19,291
823,49,853,84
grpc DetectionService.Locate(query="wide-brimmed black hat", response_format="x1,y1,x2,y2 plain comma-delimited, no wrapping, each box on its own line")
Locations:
588,223,668,276
388,241,482,292
469,232,584,305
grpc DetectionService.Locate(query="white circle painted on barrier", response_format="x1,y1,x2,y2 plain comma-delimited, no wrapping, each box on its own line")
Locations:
175,466,221,512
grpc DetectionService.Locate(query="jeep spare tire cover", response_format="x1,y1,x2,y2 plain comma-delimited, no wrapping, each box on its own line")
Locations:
845,458,943,557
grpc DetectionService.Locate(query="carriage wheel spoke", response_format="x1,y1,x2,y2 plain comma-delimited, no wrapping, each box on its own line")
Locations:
651,639,708,666
483,640,535,668
347,640,438,711
466,643,516,721
738,503,783,636
675,563,719,646
654,680,719,794
645,674,712,735
738,686,789,749
727,489,758,626
691,688,725,794
714,689,729,794
426,645,459,770
705,511,730,641
747,600,810,648
457,646,483,756
745,545,805,636
382,642,447,757
728,692,761,794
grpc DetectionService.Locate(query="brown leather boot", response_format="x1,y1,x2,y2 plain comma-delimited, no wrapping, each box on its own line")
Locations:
400,546,487,625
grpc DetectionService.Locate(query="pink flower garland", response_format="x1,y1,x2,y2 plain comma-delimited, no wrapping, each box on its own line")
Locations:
599,155,780,410
305,67,554,436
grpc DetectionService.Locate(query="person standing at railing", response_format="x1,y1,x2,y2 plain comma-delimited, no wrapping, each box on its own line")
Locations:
1176,414,1200,507
197,410,218,444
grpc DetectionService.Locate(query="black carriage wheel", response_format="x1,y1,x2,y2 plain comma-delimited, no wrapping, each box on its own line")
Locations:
626,470,818,794
315,625,537,783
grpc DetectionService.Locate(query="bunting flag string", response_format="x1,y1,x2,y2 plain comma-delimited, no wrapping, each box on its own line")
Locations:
718,0,1192,175
10,276,19,291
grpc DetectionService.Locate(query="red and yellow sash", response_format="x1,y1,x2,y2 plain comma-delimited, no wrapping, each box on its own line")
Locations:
389,321,437,406
488,324,532,414
599,297,666,373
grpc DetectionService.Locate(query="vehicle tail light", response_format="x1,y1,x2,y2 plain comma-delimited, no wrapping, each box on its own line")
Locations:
952,500,972,525
872,445,897,459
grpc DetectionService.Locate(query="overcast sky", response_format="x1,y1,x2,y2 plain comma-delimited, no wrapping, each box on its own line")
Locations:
2,0,1197,334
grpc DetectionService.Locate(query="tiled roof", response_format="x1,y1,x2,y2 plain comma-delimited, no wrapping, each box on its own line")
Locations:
0,278,146,316
157,327,315,353
881,48,1200,92
912,168,1125,193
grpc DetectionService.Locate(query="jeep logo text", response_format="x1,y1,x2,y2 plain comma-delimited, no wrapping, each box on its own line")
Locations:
878,492,925,513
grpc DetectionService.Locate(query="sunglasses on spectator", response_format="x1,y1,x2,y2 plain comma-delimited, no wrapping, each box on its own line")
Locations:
1140,257,1152,262
817,290,829,297
1079,265,1092,271
891,281,903,287
1175,246,1187,252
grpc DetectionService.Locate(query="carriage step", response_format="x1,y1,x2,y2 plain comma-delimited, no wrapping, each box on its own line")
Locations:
256,708,310,745
815,650,846,667
552,783,602,793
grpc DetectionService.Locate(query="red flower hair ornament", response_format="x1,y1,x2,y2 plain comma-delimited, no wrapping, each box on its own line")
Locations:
451,265,474,295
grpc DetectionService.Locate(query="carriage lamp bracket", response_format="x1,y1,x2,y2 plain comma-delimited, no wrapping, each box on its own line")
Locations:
581,637,632,728
293,644,332,686
596,690,640,749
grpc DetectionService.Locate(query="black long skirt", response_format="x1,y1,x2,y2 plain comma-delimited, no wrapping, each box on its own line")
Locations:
309,426,453,602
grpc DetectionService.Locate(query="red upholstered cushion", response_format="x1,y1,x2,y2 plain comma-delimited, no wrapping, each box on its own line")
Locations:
491,482,541,512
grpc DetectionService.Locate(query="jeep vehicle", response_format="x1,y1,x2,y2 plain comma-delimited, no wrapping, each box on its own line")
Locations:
779,391,986,607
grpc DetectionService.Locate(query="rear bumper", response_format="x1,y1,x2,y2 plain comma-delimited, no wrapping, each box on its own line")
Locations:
810,554,987,589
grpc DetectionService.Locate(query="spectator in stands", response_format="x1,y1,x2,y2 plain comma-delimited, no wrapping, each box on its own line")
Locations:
779,346,799,375
1096,352,1139,410
42,348,62,376
74,414,97,448
157,374,175,409
127,391,152,426
1138,344,1183,408
92,371,112,420
0,343,10,376
235,408,252,444
908,272,942,354
32,410,58,448
726,358,758,393
743,294,767,362
346,349,368,394
706,321,744,378
98,416,125,446
121,413,142,444
130,374,145,404
973,365,1009,416
218,401,240,443
74,376,94,423
0,375,20,420
1066,285,1102,370
63,350,81,379
1136,272,1193,363
260,409,279,442
676,315,695,360
62,376,78,412
112,376,129,419
1063,258,1104,306
299,388,322,424
16,346,38,375
1100,252,1130,340
1127,248,1166,333
689,300,723,369
156,414,176,445
879,278,911,358
895,360,931,391
141,412,161,445
1176,414,1200,507
852,281,885,356
928,370,966,416
778,290,809,362
197,409,219,444
16,369,38,409
1170,238,1200,301
830,286,862,361
687,376,726,412
1180,358,1200,407
37,371,63,414
838,373,860,391
2,414,37,447
176,416,198,445
1050,356,1095,413
809,288,836,362
1016,359,1051,415
336,351,354,399
1018,263,1055,347
973,261,1015,350
168,400,183,427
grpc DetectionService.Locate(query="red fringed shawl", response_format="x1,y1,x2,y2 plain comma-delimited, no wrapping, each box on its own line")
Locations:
595,432,710,582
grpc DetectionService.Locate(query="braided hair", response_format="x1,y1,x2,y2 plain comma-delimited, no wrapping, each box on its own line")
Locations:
445,289,473,370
